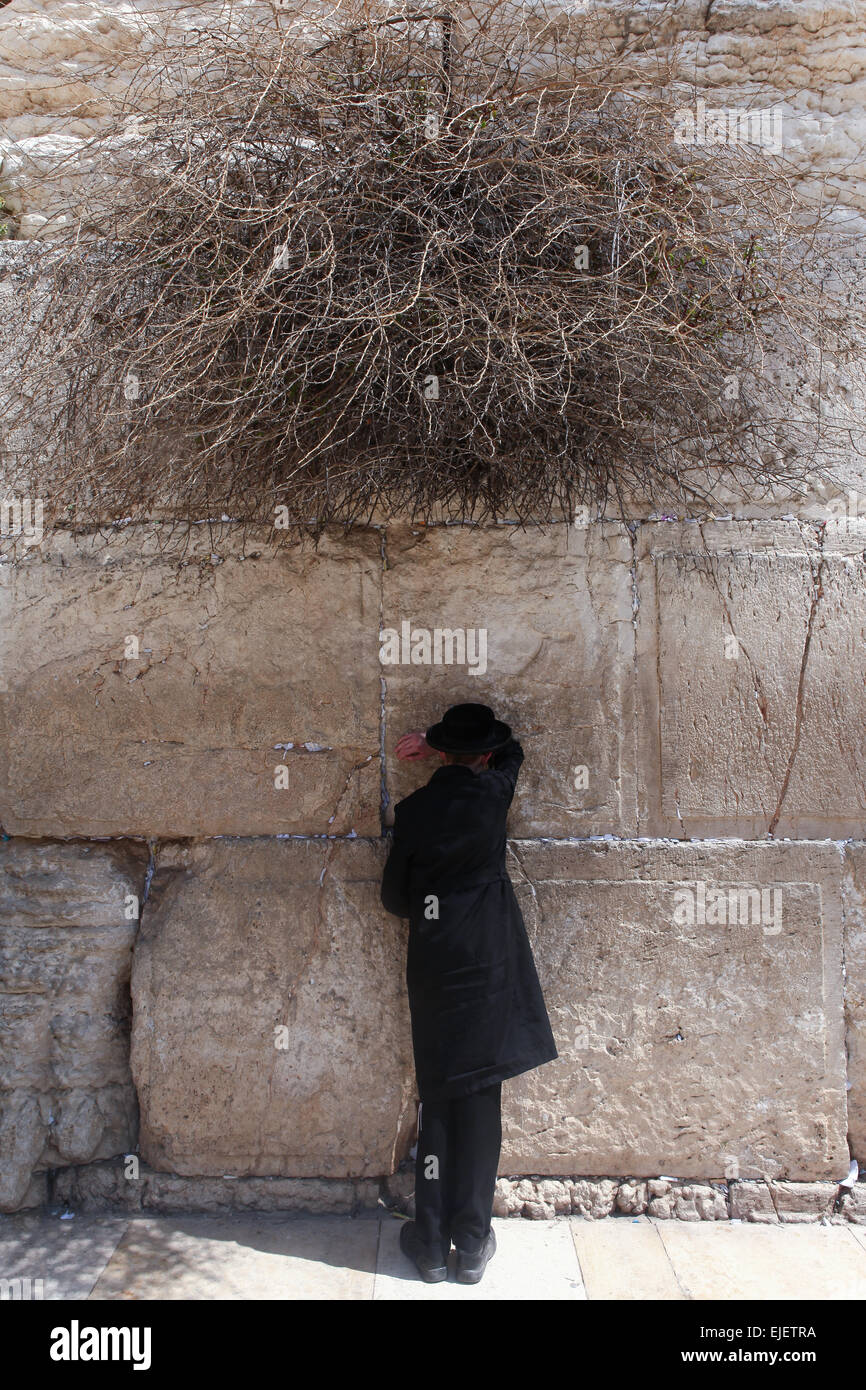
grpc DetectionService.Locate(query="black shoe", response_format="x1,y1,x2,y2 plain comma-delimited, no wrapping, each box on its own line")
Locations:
399,1220,449,1283
455,1229,496,1284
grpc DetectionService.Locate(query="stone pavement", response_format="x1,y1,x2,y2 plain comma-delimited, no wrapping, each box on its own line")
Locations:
2,1211,866,1300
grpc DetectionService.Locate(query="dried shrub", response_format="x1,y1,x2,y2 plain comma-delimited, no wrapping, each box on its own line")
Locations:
2,0,862,542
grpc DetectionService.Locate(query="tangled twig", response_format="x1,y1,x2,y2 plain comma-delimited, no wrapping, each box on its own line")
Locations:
1,0,862,547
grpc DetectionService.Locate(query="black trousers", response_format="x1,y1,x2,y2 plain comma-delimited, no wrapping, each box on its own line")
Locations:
413,1082,502,1259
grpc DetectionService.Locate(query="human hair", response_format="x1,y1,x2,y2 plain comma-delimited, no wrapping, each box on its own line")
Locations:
444,750,491,767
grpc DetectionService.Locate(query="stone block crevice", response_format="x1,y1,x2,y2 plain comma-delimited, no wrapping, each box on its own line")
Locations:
33,1158,866,1226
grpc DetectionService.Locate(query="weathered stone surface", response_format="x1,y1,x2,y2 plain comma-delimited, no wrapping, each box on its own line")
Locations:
52,1159,381,1215
0,841,146,1211
0,3,863,1206
13,1172,47,1210
538,1179,574,1215
729,1181,779,1223
382,1167,415,1217
648,1179,672,1198
3,0,866,227
500,839,848,1180
615,1180,648,1215
0,528,382,837
130,834,850,1184
131,838,415,1179
43,1160,866,1219
635,521,866,838
843,843,866,1163
569,1179,617,1220
648,1184,728,1221
768,1181,838,1223
521,1199,554,1220
840,1183,866,1225
383,521,637,837
493,1179,524,1217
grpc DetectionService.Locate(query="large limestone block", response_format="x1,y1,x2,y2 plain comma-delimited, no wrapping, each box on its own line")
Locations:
842,843,866,1163
132,833,848,1183
635,521,866,837
0,840,147,1211
131,838,415,1179
0,527,382,837
382,521,637,837
500,838,848,1180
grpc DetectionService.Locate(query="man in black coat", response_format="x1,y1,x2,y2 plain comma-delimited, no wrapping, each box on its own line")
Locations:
381,702,558,1284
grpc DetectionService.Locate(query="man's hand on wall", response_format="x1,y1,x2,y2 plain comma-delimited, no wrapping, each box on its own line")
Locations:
395,730,436,760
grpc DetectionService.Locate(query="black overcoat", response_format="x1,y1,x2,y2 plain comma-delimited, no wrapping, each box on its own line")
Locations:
380,738,558,1103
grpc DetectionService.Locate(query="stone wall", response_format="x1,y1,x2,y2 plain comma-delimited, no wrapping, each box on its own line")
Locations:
2,1,866,230
0,841,147,1209
1,0,866,1212
2,516,864,1209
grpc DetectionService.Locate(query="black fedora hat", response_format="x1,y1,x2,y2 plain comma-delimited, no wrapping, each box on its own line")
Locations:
425,702,511,754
